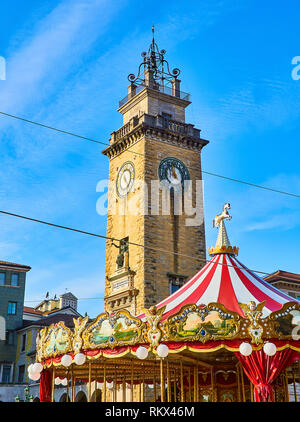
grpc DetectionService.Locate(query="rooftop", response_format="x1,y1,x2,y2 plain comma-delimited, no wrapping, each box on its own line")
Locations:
264,270,300,284
21,312,78,329
23,306,43,315
0,260,31,271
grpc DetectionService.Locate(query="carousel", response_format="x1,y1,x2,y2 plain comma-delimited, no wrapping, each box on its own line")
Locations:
29,206,300,402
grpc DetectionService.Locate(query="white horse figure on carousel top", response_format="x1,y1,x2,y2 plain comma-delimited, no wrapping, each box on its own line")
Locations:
213,203,232,227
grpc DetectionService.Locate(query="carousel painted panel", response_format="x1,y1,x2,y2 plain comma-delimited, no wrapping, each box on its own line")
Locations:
267,302,300,338
37,322,73,360
82,310,145,349
165,303,241,342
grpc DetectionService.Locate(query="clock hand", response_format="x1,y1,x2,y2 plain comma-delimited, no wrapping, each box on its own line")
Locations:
124,171,130,184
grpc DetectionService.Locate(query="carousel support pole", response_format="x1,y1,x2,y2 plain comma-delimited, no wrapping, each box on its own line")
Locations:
196,365,199,402
167,360,171,402
122,375,126,402
113,380,116,402
240,363,246,402
130,360,134,402
142,364,145,403
188,368,191,402
103,361,107,403
66,371,70,402
180,359,184,402
160,358,165,402
285,369,290,402
51,366,55,402
153,374,157,402
250,381,254,402
210,367,215,402
73,375,76,402
236,364,241,402
88,361,92,402
138,375,141,402
94,369,97,402
292,368,297,402
173,370,177,402
114,365,117,402
193,366,197,402
71,367,74,402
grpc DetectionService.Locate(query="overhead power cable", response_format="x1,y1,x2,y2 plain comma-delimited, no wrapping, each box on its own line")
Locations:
0,111,299,199
24,297,105,303
0,209,270,276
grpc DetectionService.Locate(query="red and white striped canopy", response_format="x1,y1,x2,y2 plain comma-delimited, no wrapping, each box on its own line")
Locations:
151,253,298,320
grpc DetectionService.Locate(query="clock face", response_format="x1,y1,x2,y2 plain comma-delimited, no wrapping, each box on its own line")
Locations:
158,157,190,189
116,161,135,197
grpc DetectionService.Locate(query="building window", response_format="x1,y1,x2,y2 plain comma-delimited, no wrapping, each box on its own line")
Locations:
0,272,5,285
7,302,17,315
1,365,12,383
5,330,15,345
18,365,25,383
21,333,26,352
11,273,19,286
168,274,187,294
162,112,172,120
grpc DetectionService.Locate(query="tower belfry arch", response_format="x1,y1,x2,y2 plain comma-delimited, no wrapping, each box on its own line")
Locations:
102,28,209,314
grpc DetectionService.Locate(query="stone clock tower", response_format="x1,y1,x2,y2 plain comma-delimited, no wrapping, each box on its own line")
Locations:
102,29,209,315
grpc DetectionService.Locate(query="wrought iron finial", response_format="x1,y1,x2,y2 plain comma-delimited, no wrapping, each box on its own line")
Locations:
127,26,181,87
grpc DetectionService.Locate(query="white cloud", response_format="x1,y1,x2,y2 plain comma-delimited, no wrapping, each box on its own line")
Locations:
243,213,298,232
0,0,121,123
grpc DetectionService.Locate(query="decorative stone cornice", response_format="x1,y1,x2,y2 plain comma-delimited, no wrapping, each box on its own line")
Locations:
102,122,209,160
104,288,139,312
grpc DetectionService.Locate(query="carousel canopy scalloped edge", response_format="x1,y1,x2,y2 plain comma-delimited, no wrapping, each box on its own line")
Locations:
36,301,300,362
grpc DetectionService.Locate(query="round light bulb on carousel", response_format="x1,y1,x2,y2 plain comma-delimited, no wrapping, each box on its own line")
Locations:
32,362,43,373
55,377,62,385
136,346,148,360
61,354,73,367
239,342,252,356
74,352,86,365
157,344,169,358
263,342,277,356
27,364,34,374
29,371,41,381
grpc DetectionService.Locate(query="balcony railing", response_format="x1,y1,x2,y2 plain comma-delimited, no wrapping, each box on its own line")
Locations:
119,83,190,108
110,113,200,144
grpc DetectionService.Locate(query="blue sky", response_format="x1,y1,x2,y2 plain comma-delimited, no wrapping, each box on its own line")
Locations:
0,0,299,317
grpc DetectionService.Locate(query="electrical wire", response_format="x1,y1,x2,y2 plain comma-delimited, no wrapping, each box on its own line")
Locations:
1,111,299,199
0,208,271,276
24,297,104,303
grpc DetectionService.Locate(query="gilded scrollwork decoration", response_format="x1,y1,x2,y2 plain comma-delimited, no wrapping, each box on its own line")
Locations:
144,305,166,347
36,327,48,362
73,315,89,354
238,301,266,344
